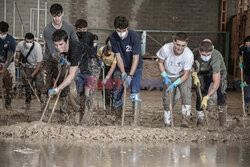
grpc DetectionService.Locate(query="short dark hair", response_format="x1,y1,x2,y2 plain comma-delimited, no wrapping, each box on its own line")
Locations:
50,3,63,16
0,21,9,32
244,36,250,44
75,19,87,28
105,36,110,44
199,41,213,52
93,34,98,40
52,29,68,42
114,16,128,29
173,32,189,42
25,33,34,40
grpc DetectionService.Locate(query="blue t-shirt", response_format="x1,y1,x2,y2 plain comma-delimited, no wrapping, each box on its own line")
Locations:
110,30,142,71
0,34,16,61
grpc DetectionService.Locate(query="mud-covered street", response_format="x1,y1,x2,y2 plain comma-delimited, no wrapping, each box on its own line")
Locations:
0,89,249,144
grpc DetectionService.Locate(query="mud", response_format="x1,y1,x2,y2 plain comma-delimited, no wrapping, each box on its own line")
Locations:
0,89,249,144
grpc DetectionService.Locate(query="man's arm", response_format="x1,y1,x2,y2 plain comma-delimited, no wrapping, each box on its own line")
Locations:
180,70,190,83
129,55,139,76
57,66,78,90
207,72,220,97
158,58,165,72
15,51,21,67
31,62,42,78
107,61,116,77
116,53,125,73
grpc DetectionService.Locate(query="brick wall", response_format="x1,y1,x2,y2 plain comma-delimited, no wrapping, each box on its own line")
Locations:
0,0,231,54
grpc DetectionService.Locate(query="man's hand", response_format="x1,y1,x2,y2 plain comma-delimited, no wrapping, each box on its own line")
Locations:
122,73,127,80
0,68,7,73
161,71,171,85
240,82,248,88
192,72,200,87
59,58,67,65
125,75,132,88
103,76,110,85
201,95,210,109
48,88,59,96
239,62,243,69
166,78,182,92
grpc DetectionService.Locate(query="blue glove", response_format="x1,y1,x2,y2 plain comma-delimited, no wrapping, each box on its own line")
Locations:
166,78,182,92
167,83,175,92
239,62,243,69
240,82,248,88
59,58,67,65
125,75,132,88
122,73,127,81
48,88,59,96
161,71,171,85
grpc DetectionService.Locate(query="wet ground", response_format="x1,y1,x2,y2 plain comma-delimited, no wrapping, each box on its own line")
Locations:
0,89,249,144
0,138,250,167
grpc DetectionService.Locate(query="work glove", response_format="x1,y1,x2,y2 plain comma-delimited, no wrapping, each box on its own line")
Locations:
122,72,127,81
239,62,243,69
101,59,105,68
192,72,200,87
201,95,210,109
103,76,110,85
0,68,7,73
161,71,171,86
166,78,182,92
48,88,59,96
240,82,248,88
125,75,132,88
59,58,67,65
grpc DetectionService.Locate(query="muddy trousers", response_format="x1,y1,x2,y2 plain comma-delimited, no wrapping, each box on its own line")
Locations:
101,66,113,106
196,73,227,121
112,68,143,115
75,73,97,122
41,60,69,112
22,67,43,105
163,75,192,125
0,69,12,107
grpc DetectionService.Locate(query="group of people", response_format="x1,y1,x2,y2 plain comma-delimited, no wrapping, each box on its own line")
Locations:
0,3,249,127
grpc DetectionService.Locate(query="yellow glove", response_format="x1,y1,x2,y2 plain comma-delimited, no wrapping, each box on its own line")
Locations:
192,72,200,87
201,95,210,109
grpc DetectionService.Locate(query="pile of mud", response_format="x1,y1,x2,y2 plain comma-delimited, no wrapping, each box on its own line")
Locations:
0,121,249,144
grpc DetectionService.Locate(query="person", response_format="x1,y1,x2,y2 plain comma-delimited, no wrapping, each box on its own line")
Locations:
0,21,16,110
48,29,100,124
97,36,117,110
157,32,193,127
192,39,227,127
42,3,78,114
74,19,95,50
239,36,250,115
109,16,143,123
15,33,43,110
93,34,98,54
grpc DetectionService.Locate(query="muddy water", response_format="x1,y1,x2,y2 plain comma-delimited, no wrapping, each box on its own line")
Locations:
0,139,249,167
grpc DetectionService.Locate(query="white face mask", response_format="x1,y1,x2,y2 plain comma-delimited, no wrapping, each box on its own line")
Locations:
0,34,7,40
201,55,211,62
93,43,97,47
25,42,33,48
117,31,127,39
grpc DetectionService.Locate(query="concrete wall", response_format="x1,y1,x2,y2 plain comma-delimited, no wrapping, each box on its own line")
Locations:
0,0,236,55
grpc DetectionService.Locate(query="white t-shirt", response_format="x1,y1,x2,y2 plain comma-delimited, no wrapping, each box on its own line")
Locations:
16,41,43,68
156,42,194,77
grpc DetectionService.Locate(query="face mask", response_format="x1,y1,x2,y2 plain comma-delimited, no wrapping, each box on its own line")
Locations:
76,32,86,38
245,46,250,53
93,43,97,47
117,31,126,39
26,42,33,48
0,34,7,40
201,55,211,62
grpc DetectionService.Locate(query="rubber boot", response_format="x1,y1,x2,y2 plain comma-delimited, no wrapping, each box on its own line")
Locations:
132,101,141,126
218,105,227,127
164,110,171,127
196,110,205,127
181,105,191,128
82,89,94,124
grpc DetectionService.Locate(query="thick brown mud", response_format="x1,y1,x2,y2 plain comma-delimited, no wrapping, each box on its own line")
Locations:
0,90,249,144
